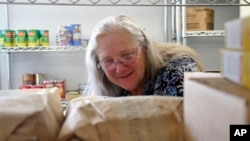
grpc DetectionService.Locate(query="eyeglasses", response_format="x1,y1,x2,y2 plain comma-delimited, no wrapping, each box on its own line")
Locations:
97,47,140,71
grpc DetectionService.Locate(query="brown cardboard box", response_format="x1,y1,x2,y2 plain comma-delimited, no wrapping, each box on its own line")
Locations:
184,72,250,141
186,7,214,31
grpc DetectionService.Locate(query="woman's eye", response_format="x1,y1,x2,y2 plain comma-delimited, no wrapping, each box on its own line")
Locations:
122,52,133,58
103,60,114,65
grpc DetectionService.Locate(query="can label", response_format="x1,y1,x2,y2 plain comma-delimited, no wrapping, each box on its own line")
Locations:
0,30,3,47
28,30,40,46
54,79,66,98
43,80,54,88
15,30,27,47
22,73,36,85
43,79,66,99
40,30,49,46
35,73,46,85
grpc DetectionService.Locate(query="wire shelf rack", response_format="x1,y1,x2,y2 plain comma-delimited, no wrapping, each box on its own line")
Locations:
0,0,249,6
0,46,86,53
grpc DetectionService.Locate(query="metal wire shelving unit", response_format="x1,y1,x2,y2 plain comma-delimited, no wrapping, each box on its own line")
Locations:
0,0,249,52
0,0,249,90
0,0,249,6
0,46,86,53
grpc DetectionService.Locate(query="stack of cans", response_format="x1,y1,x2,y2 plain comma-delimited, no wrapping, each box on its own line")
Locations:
0,29,49,47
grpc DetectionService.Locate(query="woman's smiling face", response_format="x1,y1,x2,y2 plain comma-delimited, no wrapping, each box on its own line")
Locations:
96,28,146,94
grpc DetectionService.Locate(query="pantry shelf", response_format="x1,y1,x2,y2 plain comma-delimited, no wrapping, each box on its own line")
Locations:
0,46,86,53
185,30,225,37
0,0,249,6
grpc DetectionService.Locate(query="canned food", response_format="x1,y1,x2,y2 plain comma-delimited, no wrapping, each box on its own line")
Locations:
0,30,3,47
40,30,49,46
28,29,40,46
19,85,43,89
22,73,36,85
35,73,46,85
1,30,15,47
15,30,27,47
54,79,66,98
31,85,43,89
43,80,54,88
19,85,32,89
82,39,89,47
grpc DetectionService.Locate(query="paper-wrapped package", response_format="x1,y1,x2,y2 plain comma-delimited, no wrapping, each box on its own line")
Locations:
57,96,184,141
0,87,64,141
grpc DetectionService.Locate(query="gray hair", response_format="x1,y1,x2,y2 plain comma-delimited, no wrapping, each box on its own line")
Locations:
85,14,164,96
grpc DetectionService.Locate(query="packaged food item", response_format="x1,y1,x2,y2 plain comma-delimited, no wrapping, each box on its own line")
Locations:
0,30,3,47
56,26,71,46
35,73,46,85
68,24,81,46
28,29,40,46
54,79,66,98
43,79,66,99
82,38,89,47
43,80,54,88
40,30,49,46
1,30,15,47
15,30,27,47
22,73,36,85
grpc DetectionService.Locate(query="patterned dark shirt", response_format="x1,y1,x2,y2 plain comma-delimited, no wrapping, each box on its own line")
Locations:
119,55,199,97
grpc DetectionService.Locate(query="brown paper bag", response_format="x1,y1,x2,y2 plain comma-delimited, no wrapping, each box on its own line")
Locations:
0,87,64,141
57,96,184,141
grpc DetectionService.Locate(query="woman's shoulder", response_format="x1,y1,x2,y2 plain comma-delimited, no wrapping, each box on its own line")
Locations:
154,41,204,71
163,55,198,72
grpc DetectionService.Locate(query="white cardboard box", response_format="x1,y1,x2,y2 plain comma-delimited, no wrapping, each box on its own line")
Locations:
220,49,250,89
184,72,250,141
224,16,250,50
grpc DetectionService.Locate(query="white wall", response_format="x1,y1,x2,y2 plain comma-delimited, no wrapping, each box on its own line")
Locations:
1,4,165,90
8,5,165,45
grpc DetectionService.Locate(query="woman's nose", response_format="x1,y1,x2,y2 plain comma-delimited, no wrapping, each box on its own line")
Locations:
115,61,127,73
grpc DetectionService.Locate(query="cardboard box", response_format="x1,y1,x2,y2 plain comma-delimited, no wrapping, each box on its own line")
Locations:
224,16,250,50
186,7,214,31
186,23,213,31
184,72,250,141
220,49,250,89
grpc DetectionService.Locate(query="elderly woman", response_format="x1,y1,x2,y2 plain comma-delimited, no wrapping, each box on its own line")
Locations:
85,14,204,97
